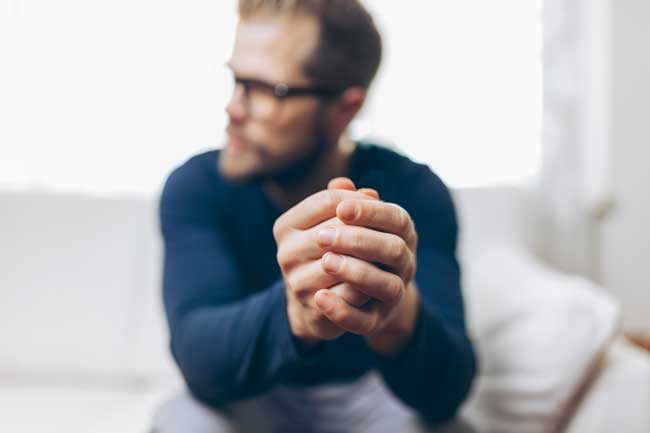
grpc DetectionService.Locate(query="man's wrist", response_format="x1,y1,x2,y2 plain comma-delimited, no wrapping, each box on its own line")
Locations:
365,281,420,357
287,301,320,346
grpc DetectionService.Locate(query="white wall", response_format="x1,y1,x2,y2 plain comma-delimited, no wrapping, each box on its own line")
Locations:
601,0,650,329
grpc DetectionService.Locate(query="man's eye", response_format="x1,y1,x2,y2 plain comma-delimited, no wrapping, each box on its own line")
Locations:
248,82,275,96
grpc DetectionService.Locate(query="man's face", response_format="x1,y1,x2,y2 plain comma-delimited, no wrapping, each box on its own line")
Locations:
219,13,330,183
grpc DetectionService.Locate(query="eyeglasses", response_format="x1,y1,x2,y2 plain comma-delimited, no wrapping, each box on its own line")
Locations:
225,68,345,120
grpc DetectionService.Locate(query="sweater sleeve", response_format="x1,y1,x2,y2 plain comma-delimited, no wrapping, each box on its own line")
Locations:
159,159,316,406
373,165,477,424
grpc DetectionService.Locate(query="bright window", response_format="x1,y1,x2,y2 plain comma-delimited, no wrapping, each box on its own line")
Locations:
0,1,541,195
358,0,543,187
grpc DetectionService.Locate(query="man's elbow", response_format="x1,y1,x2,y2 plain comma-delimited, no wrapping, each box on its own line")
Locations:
169,336,243,407
183,375,238,408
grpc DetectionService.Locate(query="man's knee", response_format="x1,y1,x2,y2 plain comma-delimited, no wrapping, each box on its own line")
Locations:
152,392,236,433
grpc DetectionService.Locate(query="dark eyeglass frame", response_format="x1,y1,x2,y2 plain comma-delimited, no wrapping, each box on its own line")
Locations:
234,76,345,101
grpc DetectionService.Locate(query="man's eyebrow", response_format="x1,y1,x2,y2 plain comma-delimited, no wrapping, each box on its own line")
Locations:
224,62,280,84
226,61,250,78
224,62,254,80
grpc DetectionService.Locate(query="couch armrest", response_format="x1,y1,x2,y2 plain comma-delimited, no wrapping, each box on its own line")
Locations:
565,336,650,433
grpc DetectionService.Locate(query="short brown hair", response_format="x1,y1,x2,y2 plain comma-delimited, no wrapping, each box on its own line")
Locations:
238,0,382,90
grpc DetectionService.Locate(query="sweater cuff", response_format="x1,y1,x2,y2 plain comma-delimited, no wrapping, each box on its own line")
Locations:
372,299,450,378
267,280,326,366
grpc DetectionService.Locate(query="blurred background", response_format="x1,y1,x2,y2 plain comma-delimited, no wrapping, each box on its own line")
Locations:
1,0,649,432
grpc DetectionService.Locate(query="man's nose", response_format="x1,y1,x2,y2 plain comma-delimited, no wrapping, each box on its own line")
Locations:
225,85,248,123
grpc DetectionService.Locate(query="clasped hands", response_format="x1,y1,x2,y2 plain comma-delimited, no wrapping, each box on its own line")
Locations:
273,177,420,355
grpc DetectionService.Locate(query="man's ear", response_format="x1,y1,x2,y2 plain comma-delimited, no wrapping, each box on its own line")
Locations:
338,86,366,119
326,86,367,135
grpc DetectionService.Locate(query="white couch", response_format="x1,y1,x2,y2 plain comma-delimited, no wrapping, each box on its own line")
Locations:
1,187,648,432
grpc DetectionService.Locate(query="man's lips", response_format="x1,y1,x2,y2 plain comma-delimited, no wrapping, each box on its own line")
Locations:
227,132,250,154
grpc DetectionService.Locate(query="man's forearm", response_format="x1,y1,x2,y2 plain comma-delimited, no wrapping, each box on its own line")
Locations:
369,293,476,423
169,280,308,406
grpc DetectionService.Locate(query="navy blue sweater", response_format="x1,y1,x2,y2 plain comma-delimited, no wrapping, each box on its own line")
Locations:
159,142,476,423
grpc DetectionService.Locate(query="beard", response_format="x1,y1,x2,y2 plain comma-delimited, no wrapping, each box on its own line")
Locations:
220,109,332,186
261,122,330,187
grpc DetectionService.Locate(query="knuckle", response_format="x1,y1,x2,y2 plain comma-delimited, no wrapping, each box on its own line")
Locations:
286,273,304,293
411,228,419,247
388,277,405,303
272,218,285,240
276,247,289,268
407,258,417,280
396,206,411,234
389,238,408,263
277,238,300,270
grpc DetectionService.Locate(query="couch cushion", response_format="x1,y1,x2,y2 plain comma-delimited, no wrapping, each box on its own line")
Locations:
459,246,620,433
0,192,160,378
0,382,175,433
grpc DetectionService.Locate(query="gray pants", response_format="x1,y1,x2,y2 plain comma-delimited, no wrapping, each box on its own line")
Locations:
152,372,475,433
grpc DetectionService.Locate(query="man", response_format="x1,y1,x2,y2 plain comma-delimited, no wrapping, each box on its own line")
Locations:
154,1,476,432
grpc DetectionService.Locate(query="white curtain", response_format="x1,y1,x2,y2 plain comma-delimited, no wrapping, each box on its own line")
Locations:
542,0,612,218
540,0,612,279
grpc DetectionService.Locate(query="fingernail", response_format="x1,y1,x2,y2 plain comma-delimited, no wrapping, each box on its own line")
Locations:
316,290,334,310
318,228,336,247
322,253,343,273
338,201,357,220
